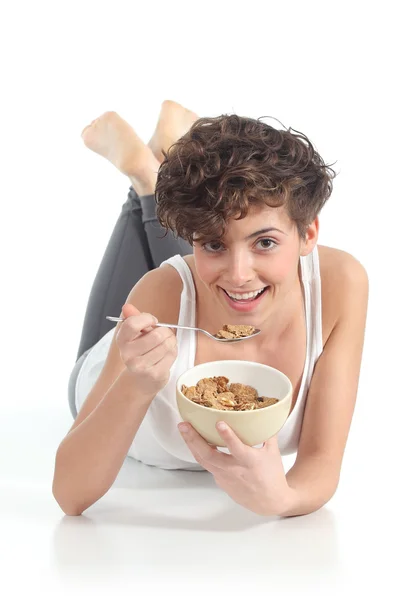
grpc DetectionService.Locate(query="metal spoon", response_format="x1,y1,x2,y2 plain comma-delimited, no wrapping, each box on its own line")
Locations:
106,316,261,343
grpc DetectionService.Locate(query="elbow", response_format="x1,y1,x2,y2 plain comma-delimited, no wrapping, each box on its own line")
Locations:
279,498,330,518
52,448,115,516
278,498,328,518
52,480,85,516
52,454,87,517
52,465,106,516
58,504,84,517
278,483,339,518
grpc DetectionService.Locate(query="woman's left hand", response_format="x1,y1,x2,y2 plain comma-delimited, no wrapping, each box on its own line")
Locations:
178,420,292,516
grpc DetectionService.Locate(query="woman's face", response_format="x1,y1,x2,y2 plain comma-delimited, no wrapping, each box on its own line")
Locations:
192,204,318,323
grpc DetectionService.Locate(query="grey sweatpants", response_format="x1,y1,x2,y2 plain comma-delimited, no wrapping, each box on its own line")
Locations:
68,186,193,418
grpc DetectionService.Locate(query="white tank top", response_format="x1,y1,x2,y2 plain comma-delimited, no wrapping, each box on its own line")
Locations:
75,247,323,470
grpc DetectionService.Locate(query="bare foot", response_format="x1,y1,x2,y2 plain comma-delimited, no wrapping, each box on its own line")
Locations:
148,100,199,162
81,111,160,195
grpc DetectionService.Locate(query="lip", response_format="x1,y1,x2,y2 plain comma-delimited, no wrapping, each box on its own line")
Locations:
224,288,266,294
219,286,270,312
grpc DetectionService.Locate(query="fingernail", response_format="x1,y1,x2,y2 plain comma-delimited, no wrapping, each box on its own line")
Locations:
178,423,189,433
153,316,158,324
217,421,227,431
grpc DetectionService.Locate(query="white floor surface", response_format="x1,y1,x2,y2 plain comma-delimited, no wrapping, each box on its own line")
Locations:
1,398,398,600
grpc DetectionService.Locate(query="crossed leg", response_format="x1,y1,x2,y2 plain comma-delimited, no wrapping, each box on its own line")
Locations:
76,100,198,360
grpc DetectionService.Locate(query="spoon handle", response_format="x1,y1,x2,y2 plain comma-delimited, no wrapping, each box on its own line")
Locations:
106,316,198,333
155,322,199,331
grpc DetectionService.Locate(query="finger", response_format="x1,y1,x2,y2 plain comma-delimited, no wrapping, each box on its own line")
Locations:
133,327,176,357
178,423,232,470
141,334,178,368
261,434,279,452
126,334,177,371
122,303,158,336
121,303,141,319
186,445,224,474
215,421,251,463
120,303,154,329
191,450,212,471
117,312,158,345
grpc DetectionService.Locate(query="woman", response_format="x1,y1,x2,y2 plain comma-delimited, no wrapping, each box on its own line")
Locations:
53,101,369,519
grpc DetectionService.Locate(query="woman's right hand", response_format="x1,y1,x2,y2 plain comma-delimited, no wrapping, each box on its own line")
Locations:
115,303,178,397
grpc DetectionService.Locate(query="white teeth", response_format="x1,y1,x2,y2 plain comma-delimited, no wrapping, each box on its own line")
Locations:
226,287,266,300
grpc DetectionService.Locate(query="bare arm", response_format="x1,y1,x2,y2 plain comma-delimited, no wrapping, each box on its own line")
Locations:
279,256,369,517
53,368,155,516
53,265,183,516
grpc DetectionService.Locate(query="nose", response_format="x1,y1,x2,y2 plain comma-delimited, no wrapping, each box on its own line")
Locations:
225,250,255,288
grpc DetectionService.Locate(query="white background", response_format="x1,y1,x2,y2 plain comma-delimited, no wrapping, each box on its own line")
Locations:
0,0,399,598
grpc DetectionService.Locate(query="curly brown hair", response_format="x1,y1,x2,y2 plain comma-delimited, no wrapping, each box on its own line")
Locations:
155,114,336,244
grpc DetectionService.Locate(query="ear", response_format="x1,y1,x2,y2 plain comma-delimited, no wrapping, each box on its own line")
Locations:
300,216,319,256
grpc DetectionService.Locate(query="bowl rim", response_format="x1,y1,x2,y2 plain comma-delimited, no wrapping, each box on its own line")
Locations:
176,359,293,415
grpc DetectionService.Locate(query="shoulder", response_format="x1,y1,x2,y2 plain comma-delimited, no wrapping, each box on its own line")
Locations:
318,244,368,295
318,244,368,282
125,260,184,332
317,244,369,337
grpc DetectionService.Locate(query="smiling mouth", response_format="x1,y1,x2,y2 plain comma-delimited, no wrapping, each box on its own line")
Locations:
220,286,270,303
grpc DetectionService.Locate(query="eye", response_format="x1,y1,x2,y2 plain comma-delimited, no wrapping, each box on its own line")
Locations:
257,238,276,251
201,238,277,253
202,241,224,252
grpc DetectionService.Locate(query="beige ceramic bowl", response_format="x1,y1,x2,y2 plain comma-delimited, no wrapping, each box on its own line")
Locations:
176,360,293,447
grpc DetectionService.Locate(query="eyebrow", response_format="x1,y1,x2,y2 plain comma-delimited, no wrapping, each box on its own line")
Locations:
244,227,287,240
